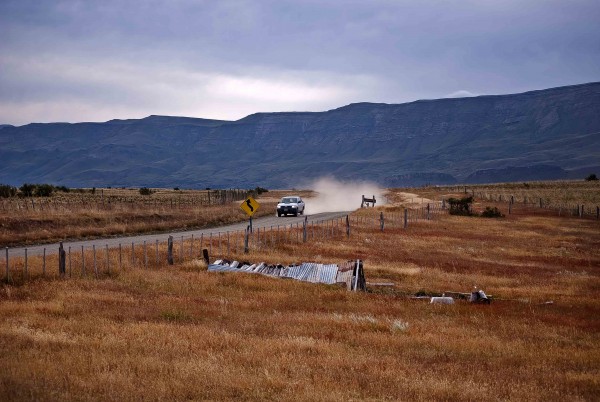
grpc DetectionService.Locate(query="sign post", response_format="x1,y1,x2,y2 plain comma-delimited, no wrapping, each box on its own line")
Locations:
240,196,260,233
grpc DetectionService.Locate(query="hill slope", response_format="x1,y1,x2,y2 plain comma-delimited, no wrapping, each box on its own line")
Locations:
1,82,599,188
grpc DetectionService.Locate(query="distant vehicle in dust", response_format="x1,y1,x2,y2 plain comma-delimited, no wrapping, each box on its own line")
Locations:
276,196,305,217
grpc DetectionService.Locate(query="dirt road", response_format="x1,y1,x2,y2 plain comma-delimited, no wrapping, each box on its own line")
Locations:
6,211,352,258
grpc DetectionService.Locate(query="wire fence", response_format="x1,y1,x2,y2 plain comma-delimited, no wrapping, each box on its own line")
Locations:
2,202,447,283
0,189,250,215
473,192,600,219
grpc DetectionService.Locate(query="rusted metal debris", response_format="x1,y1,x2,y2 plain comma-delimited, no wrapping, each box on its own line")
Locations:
208,259,367,291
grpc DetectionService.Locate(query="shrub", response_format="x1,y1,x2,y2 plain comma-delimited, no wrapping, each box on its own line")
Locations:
55,185,70,193
447,196,473,216
481,206,504,218
585,173,598,181
254,186,269,194
19,183,37,197
173,187,180,191
0,184,17,198
139,187,153,195
34,184,54,197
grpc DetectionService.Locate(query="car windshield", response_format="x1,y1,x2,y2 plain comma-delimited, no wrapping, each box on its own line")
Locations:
281,197,297,203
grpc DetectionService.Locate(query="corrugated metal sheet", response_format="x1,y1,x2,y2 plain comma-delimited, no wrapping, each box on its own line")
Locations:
208,259,363,290
320,264,339,284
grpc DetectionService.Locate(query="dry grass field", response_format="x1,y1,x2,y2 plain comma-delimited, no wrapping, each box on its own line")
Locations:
1,184,599,401
398,180,600,210
0,189,310,247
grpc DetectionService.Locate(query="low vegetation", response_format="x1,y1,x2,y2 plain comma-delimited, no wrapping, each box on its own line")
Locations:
0,188,299,247
0,183,598,400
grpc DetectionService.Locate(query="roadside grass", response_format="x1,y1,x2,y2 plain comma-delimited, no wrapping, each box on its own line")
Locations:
393,180,600,207
1,193,598,400
0,189,311,247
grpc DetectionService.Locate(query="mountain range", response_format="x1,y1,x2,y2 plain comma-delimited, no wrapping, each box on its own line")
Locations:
1,82,599,188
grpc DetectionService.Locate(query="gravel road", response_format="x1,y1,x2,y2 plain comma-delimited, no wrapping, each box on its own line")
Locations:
6,211,352,258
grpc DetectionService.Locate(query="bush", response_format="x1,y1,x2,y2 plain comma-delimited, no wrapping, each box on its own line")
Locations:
55,185,70,193
139,187,153,195
173,187,180,191
0,184,17,198
254,186,269,195
481,206,504,218
34,184,54,197
447,196,473,216
585,173,598,181
19,183,36,197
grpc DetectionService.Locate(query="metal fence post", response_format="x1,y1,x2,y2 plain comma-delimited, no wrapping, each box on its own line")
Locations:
244,228,249,254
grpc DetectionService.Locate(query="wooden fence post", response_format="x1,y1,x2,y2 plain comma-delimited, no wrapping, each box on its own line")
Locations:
202,248,209,264
93,245,98,278
58,242,66,277
427,204,430,220
167,236,174,265
404,209,408,229
345,215,350,238
106,245,110,274
380,212,384,232
5,247,9,282
131,242,135,265
244,228,249,254
155,240,159,265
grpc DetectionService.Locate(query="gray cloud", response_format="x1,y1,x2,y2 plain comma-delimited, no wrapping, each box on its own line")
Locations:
1,0,599,125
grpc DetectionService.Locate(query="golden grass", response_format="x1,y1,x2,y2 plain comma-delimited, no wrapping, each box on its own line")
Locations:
396,180,600,207
1,194,599,400
0,189,311,247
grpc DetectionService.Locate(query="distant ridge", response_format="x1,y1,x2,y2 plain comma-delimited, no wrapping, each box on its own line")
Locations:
0,82,599,188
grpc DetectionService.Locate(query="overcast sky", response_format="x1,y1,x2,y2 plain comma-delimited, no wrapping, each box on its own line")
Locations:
1,0,599,125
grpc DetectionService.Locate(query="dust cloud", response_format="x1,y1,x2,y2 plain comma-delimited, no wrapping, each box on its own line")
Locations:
304,177,386,214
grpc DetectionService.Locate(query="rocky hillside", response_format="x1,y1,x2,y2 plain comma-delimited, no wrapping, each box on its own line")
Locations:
1,82,599,188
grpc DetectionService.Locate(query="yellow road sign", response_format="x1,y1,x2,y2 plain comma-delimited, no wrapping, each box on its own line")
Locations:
240,196,260,216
